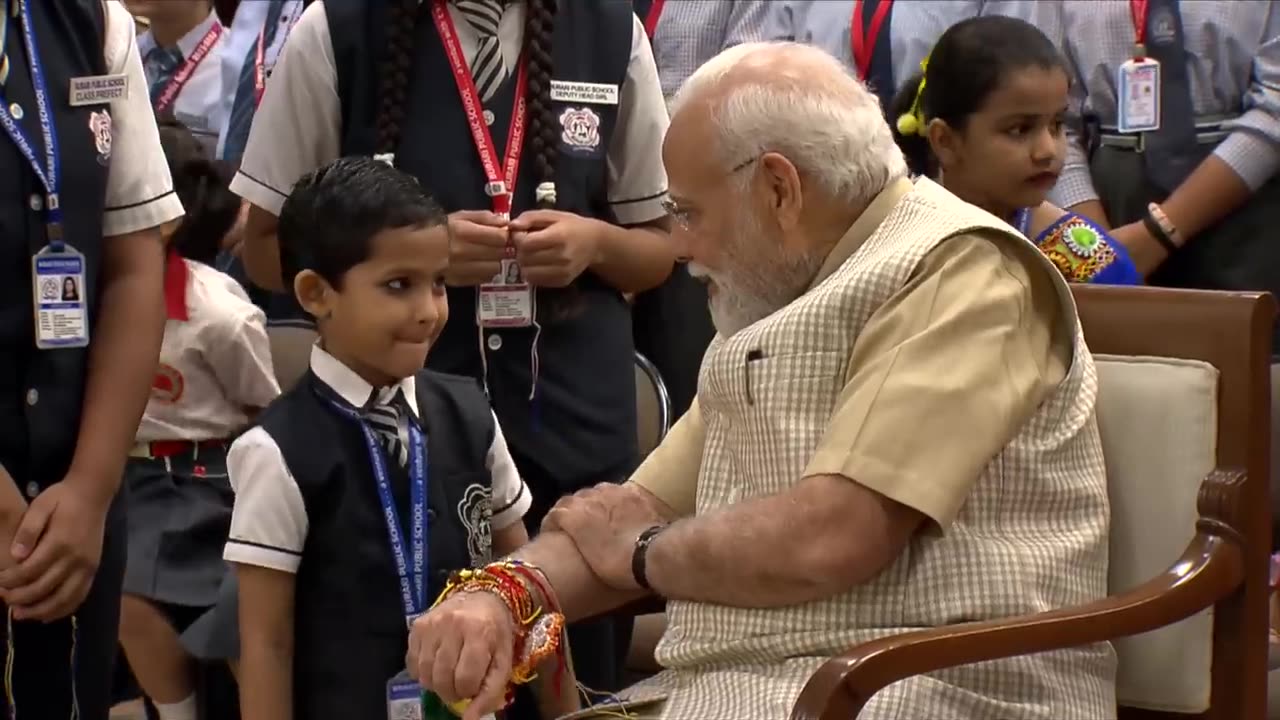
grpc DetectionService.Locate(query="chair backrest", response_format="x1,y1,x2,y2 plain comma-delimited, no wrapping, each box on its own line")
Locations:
1073,285,1273,720
266,323,317,391
634,352,672,458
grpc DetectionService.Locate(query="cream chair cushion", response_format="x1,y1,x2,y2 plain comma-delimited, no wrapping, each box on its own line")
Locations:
1094,354,1219,713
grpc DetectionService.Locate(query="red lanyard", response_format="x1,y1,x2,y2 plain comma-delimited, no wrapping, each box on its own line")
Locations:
153,22,223,115
1129,0,1150,51
850,0,893,81
644,0,666,39
432,0,529,217
254,29,268,106
254,8,303,107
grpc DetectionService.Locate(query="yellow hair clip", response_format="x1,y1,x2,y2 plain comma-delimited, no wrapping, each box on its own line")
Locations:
895,55,931,136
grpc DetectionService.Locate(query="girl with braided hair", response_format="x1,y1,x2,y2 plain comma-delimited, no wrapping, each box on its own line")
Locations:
207,0,674,716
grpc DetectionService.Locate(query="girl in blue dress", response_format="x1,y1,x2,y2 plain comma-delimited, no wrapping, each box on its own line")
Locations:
889,15,1141,286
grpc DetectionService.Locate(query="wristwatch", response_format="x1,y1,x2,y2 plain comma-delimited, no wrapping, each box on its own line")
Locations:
631,524,666,591
1143,202,1182,254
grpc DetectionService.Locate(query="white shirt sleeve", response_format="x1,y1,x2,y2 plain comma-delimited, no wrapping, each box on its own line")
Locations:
101,2,185,236
203,301,282,411
487,412,531,530
228,2,340,216
605,14,670,226
224,426,309,573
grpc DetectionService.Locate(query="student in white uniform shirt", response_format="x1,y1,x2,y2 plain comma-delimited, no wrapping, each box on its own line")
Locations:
767,1,1058,112
227,0,675,702
211,0,316,390
215,0,307,165
0,3,185,718
117,119,279,720
127,0,227,155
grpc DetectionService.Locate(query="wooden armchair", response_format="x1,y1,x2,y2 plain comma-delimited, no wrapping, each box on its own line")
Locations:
791,286,1275,720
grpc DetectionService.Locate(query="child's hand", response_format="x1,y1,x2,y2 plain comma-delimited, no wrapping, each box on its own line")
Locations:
0,466,27,573
447,210,510,286
509,210,603,288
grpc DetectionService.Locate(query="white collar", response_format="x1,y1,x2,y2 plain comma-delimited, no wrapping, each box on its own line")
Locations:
309,344,420,419
139,11,220,59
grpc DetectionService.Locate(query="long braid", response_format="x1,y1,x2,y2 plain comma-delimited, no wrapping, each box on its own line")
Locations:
523,0,557,209
376,0,421,163
523,0,579,317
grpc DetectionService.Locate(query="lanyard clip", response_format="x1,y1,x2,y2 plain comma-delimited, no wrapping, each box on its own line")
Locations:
45,219,64,252
487,182,512,219
1132,43,1147,60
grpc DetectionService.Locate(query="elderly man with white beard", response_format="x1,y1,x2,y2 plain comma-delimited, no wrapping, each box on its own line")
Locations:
405,41,1117,720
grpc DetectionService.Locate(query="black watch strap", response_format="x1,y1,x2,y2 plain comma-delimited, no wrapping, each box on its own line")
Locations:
632,524,666,591
1141,210,1178,255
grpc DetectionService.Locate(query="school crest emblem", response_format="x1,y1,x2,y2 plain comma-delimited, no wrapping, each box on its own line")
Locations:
38,277,57,301
1150,8,1177,44
89,109,112,165
559,107,600,152
457,483,493,566
152,363,185,404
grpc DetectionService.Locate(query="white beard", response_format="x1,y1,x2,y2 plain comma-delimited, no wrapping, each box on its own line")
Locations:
688,212,823,338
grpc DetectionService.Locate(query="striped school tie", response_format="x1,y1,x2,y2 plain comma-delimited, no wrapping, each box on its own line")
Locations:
455,0,507,102
144,46,185,105
222,0,288,164
365,389,409,469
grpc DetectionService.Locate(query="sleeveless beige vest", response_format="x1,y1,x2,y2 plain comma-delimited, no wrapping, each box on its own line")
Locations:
618,180,1116,720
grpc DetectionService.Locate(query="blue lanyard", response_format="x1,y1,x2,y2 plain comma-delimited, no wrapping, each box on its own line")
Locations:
323,396,430,620
0,0,62,249
1013,208,1031,236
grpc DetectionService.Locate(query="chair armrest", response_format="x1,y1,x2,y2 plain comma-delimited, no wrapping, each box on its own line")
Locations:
790,468,1247,720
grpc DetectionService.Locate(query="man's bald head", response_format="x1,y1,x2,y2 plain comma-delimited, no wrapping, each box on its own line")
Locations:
667,41,907,207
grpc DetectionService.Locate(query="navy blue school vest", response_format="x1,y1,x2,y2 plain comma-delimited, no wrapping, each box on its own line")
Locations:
258,368,496,719
0,1,109,492
326,0,639,491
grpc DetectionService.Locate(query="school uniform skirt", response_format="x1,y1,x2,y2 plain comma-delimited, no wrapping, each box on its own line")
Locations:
179,571,239,661
123,442,233,612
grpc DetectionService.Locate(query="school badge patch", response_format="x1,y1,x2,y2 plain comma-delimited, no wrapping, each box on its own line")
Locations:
559,106,601,156
152,363,185,404
89,109,112,165
457,483,493,566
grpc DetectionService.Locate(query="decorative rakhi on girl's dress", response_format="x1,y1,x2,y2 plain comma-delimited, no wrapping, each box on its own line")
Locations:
424,560,568,718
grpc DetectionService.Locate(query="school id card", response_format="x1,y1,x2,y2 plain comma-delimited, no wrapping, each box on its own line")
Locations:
31,244,88,349
477,256,533,328
387,671,426,720
1116,58,1161,134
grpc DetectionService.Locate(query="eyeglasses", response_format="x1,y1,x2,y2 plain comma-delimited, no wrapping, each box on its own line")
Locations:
662,155,762,231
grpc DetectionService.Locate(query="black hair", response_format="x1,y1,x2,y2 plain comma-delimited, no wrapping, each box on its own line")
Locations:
278,156,448,288
887,15,1069,177
374,0,558,209
372,0,578,313
376,0,419,159
212,0,238,26
524,0,558,208
156,117,240,266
